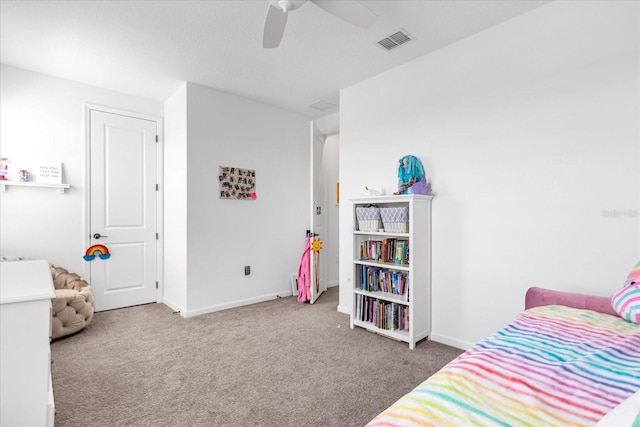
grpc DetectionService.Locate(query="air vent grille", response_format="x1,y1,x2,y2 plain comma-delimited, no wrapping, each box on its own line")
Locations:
376,29,414,51
309,99,336,111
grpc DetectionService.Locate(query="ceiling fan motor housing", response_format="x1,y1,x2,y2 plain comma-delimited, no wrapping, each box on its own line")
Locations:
263,0,377,48
269,0,308,13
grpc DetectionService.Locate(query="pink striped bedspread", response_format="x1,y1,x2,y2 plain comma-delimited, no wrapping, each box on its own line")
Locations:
367,305,640,426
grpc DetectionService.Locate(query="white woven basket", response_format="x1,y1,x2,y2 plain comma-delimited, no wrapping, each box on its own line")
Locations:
358,219,383,232
380,207,409,233
356,206,382,232
382,221,408,233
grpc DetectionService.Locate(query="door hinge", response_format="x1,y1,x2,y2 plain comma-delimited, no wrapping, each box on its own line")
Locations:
156,184,159,191
156,233,159,240
156,281,159,289
155,135,159,143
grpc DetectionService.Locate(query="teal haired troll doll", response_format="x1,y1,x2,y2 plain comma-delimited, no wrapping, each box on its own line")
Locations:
394,155,431,195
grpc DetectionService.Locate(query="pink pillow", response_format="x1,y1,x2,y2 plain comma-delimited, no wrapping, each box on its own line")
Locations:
625,260,640,282
611,261,640,324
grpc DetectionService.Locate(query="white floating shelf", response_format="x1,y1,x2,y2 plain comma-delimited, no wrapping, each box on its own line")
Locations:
0,181,71,194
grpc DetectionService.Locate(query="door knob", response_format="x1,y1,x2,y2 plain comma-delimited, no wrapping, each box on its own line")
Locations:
93,233,109,239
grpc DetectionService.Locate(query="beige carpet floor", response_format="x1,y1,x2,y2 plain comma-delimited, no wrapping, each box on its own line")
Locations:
51,286,463,426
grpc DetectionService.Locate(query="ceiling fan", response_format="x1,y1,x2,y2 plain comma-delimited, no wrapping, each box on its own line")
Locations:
263,0,377,48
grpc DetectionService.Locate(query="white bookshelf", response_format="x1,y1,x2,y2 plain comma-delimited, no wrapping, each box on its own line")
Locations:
350,194,433,349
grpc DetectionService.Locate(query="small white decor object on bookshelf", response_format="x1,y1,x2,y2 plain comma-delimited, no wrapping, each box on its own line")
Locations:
350,194,433,349
38,163,62,184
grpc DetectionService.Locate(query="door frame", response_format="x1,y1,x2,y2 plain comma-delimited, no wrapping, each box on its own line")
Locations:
309,121,327,303
83,104,164,303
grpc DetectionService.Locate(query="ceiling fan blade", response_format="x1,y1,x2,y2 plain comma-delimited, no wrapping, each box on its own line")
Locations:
263,4,288,48
311,0,377,28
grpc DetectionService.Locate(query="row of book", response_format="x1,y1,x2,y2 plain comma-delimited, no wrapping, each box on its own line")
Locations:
355,264,409,301
358,238,409,265
355,294,410,332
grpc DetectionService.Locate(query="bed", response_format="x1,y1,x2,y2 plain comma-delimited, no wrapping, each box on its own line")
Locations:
367,287,640,427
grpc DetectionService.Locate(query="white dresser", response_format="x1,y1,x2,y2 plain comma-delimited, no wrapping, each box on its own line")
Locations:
1,259,56,427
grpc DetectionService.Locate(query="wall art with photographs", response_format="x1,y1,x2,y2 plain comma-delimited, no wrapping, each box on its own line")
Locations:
218,166,256,200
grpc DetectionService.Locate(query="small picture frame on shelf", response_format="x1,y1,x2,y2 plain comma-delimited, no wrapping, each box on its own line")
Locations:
38,163,62,184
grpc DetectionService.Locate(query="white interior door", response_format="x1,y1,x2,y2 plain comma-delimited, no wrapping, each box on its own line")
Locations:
89,109,158,311
309,121,326,304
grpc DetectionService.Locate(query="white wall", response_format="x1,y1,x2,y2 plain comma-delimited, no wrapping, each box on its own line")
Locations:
339,0,639,348
1,66,312,318
0,64,163,275
164,82,310,316
163,82,188,310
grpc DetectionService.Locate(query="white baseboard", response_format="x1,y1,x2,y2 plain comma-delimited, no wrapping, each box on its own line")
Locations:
181,290,292,318
161,297,184,317
337,304,351,315
429,332,473,351
164,287,342,318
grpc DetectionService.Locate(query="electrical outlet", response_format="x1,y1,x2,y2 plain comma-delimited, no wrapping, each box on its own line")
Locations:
244,265,250,275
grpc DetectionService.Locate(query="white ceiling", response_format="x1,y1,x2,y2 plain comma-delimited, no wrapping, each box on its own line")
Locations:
0,0,550,119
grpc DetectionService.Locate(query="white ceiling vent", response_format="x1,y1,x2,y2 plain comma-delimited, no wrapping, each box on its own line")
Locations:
376,29,414,51
309,99,336,111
